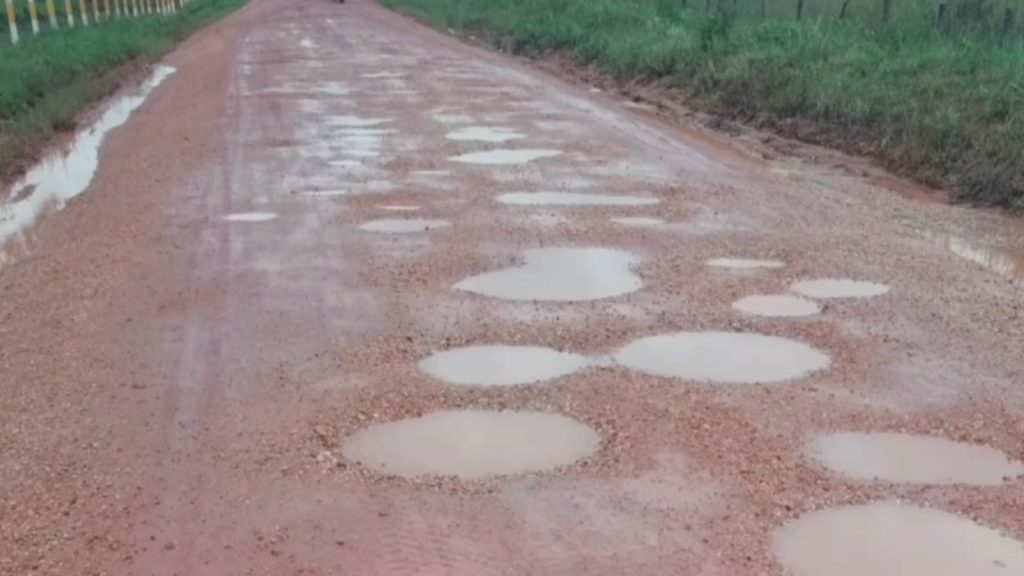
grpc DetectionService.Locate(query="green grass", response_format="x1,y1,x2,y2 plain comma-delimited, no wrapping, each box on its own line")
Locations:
0,0,246,179
381,0,1024,209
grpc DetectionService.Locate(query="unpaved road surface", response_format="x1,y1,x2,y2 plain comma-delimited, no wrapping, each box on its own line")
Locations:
2,0,1024,574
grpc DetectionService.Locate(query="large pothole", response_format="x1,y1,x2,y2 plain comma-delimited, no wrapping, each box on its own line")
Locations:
455,247,642,302
805,432,1024,485
341,410,601,479
612,331,830,384
773,501,1024,576
418,345,591,387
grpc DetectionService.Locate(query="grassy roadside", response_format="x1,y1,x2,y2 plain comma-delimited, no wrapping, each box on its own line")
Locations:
0,0,247,181
381,0,1024,210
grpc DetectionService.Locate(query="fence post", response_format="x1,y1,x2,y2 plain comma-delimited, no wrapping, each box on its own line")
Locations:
45,0,57,27
5,0,17,44
796,0,804,19
91,0,99,22
63,0,73,26
78,0,89,24
937,2,946,26
882,0,891,22
103,0,109,18
26,0,39,35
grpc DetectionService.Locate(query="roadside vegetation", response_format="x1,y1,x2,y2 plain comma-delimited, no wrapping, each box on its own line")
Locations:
381,0,1024,209
0,0,246,180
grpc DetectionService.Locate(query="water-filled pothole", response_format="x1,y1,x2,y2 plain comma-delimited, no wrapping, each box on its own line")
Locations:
706,258,785,269
732,295,822,318
223,212,278,222
773,501,1024,576
613,331,829,384
791,278,889,298
611,217,665,227
327,115,392,127
446,126,523,143
805,432,1024,485
419,345,591,387
341,410,600,479
450,149,563,165
359,219,450,233
454,247,642,302
496,192,660,206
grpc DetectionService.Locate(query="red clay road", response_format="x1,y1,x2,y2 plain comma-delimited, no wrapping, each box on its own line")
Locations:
2,0,1023,574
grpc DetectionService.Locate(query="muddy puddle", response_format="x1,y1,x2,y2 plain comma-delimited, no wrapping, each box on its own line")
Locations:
359,219,449,233
497,192,660,207
806,432,1024,485
732,295,821,318
455,247,642,302
446,126,523,143
1,66,175,263
341,410,600,479
613,331,830,384
706,258,785,270
450,149,563,165
773,501,1024,576
791,278,889,298
418,345,591,387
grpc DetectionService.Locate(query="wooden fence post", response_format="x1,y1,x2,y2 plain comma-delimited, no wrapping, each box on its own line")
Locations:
796,0,804,19
5,0,17,44
937,2,946,26
64,0,74,26
882,0,892,22
26,0,39,35
45,0,57,28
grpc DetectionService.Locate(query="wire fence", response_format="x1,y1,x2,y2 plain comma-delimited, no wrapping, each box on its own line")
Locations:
5,0,195,44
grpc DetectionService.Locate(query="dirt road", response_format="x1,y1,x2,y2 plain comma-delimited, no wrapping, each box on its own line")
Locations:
2,0,1024,574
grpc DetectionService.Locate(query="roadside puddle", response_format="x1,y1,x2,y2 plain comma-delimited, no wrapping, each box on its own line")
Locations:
773,501,1024,576
805,432,1024,485
455,247,642,302
732,295,822,318
450,149,563,165
1,66,176,264
497,192,660,207
341,409,600,479
791,278,889,298
925,231,1024,286
418,345,591,387
613,331,830,384
359,219,449,233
